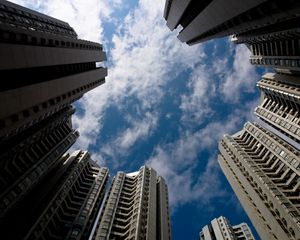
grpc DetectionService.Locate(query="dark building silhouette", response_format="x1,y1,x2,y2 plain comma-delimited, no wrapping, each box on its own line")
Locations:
164,0,300,45
0,105,79,219
1,150,109,240
0,0,107,140
0,2,109,239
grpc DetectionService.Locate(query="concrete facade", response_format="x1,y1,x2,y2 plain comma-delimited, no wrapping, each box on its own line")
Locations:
199,216,255,240
0,0,107,140
255,72,300,143
218,122,300,240
1,150,109,239
94,166,171,240
24,151,109,240
0,106,79,219
164,0,300,46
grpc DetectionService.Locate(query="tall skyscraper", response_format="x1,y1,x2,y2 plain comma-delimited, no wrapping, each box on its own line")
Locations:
254,72,300,143
1,150,109,240
164,0,300,46
218,121,300,240
0,105,79,219
0,0,107,140
199,216,255,240
232,22,300,72
94,166,172,240
0,2,109,238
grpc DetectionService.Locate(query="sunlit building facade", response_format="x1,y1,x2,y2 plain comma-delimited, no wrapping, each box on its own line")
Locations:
199,216,255,240
254,72,300,143
94,166,172,240
218,122,300,240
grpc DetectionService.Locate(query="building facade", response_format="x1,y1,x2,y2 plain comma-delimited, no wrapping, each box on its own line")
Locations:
164,0,300,46
199,216,255,240
1,150,109,240
0,105,79,219
234,30,300,72
0,0,107,140
218,122,300,240
94,166,172,240
254,72,300,143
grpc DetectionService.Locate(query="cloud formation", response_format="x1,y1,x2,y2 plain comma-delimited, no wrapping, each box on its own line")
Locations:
99,112,158,168
180,65,215,126
146,108,253,208
71,0,204,151
221,44,258,102
11,0,261,212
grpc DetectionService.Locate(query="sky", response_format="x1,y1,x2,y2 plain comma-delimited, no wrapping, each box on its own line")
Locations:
11,0,266,239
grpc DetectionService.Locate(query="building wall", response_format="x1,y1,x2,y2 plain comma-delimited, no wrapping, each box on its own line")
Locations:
24,151,109,240
164,0,300,46
254,72,300,143
157,177,172,240
94,166,171,240
218,122,300,240
199,216,254,240
0,106,78,219
0,0,107,139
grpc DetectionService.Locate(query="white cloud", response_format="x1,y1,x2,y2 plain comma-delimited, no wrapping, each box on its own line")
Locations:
70,0,205,151
11,0,206,154
117,112,157,150
146,108,253,208
96,112,158,168
180,65,216,125
221,44,258,102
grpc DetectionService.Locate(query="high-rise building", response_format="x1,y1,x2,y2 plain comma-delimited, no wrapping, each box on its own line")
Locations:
164,0,300,46
232,222,255,240
218,121,300,240
0,105,79,219
0,0,107,140
199,216,255,240
1,150,109,240
232,22,300,72
254,72,300,143
94,166,172,240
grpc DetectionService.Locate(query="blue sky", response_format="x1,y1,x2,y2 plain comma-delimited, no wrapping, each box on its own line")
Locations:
12,0,265,238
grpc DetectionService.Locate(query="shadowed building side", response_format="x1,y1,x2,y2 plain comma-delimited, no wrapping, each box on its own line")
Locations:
164,0,300,46
0,150,109,240
0,0,107,140
0,105,79,220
